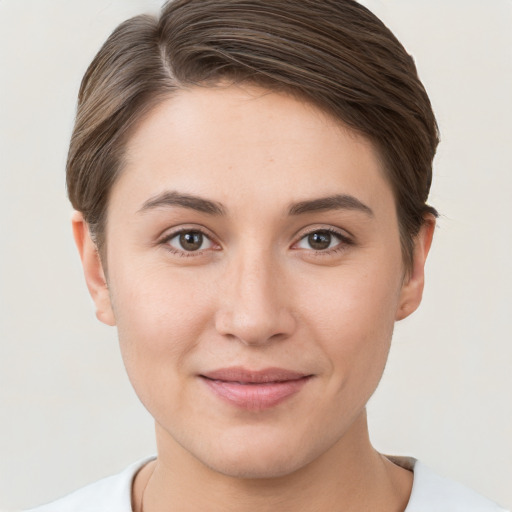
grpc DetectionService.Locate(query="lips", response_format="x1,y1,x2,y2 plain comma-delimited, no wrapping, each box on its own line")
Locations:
200,367,312,410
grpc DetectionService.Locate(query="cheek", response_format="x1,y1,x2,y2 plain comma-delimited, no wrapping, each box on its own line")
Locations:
298,262,402,383
108,262,216,396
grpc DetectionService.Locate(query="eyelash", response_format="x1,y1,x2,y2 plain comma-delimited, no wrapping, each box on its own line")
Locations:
160,228,218,257
294,227,354,256
159,226,353,257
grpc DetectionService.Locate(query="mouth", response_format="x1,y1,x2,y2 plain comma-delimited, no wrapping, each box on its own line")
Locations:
199,367,313,410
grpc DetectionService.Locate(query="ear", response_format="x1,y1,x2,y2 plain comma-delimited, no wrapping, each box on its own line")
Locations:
395,215,436,321
72,211,116,326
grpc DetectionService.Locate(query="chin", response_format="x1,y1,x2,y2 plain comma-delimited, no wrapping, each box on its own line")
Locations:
191,428,321,480
204,450,308,480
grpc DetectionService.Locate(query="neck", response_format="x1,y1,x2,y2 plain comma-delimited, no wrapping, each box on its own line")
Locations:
134,411,412,512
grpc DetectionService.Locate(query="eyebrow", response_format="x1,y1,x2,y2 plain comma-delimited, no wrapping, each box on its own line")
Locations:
138,191,226,215
288,194,374,217
138,190,373,218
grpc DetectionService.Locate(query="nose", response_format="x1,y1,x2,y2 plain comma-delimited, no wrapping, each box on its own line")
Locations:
214,247,296,346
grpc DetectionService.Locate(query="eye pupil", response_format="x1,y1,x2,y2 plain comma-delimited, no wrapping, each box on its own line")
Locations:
308,231,331,250
179,231,203,251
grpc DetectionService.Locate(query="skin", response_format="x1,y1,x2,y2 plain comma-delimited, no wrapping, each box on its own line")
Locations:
73,84,434,511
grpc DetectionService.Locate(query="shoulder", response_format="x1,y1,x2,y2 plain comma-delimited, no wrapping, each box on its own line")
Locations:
25,457,155,512
398,457,509,512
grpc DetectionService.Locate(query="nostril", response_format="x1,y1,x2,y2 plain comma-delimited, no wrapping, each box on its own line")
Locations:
214,308,296,346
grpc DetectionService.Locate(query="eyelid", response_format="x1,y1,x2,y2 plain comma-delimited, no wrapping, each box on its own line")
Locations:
291,225,354,253
158,225,221,254
156,223,353,256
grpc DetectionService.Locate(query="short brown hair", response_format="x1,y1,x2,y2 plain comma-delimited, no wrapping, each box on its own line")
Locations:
67,0,439,268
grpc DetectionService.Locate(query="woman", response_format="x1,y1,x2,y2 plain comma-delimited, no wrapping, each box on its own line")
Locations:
26,0,509,510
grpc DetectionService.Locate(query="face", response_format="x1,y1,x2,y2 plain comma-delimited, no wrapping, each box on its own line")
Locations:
77,84,431,479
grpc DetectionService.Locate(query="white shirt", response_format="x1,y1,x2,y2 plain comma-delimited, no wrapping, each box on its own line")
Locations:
26,456,509,512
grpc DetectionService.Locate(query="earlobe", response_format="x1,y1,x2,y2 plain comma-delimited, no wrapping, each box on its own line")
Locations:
396,215,436,321
71,211,116,326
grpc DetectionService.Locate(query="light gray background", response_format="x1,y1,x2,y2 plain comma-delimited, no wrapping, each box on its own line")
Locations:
1,1,511,510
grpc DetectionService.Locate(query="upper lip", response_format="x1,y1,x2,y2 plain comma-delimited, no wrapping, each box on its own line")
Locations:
200,367,310,383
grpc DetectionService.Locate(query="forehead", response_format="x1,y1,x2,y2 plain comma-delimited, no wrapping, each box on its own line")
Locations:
115,84,394,217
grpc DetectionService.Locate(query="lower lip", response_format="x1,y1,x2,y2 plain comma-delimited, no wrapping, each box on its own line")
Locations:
201,376,311,410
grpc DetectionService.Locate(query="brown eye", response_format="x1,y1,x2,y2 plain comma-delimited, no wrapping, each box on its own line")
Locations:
166,230,213,253
179,231,203,251
295,229,349,252
307,231,332,250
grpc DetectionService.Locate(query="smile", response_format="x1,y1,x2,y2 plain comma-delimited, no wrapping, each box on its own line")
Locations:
200,367,312,410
